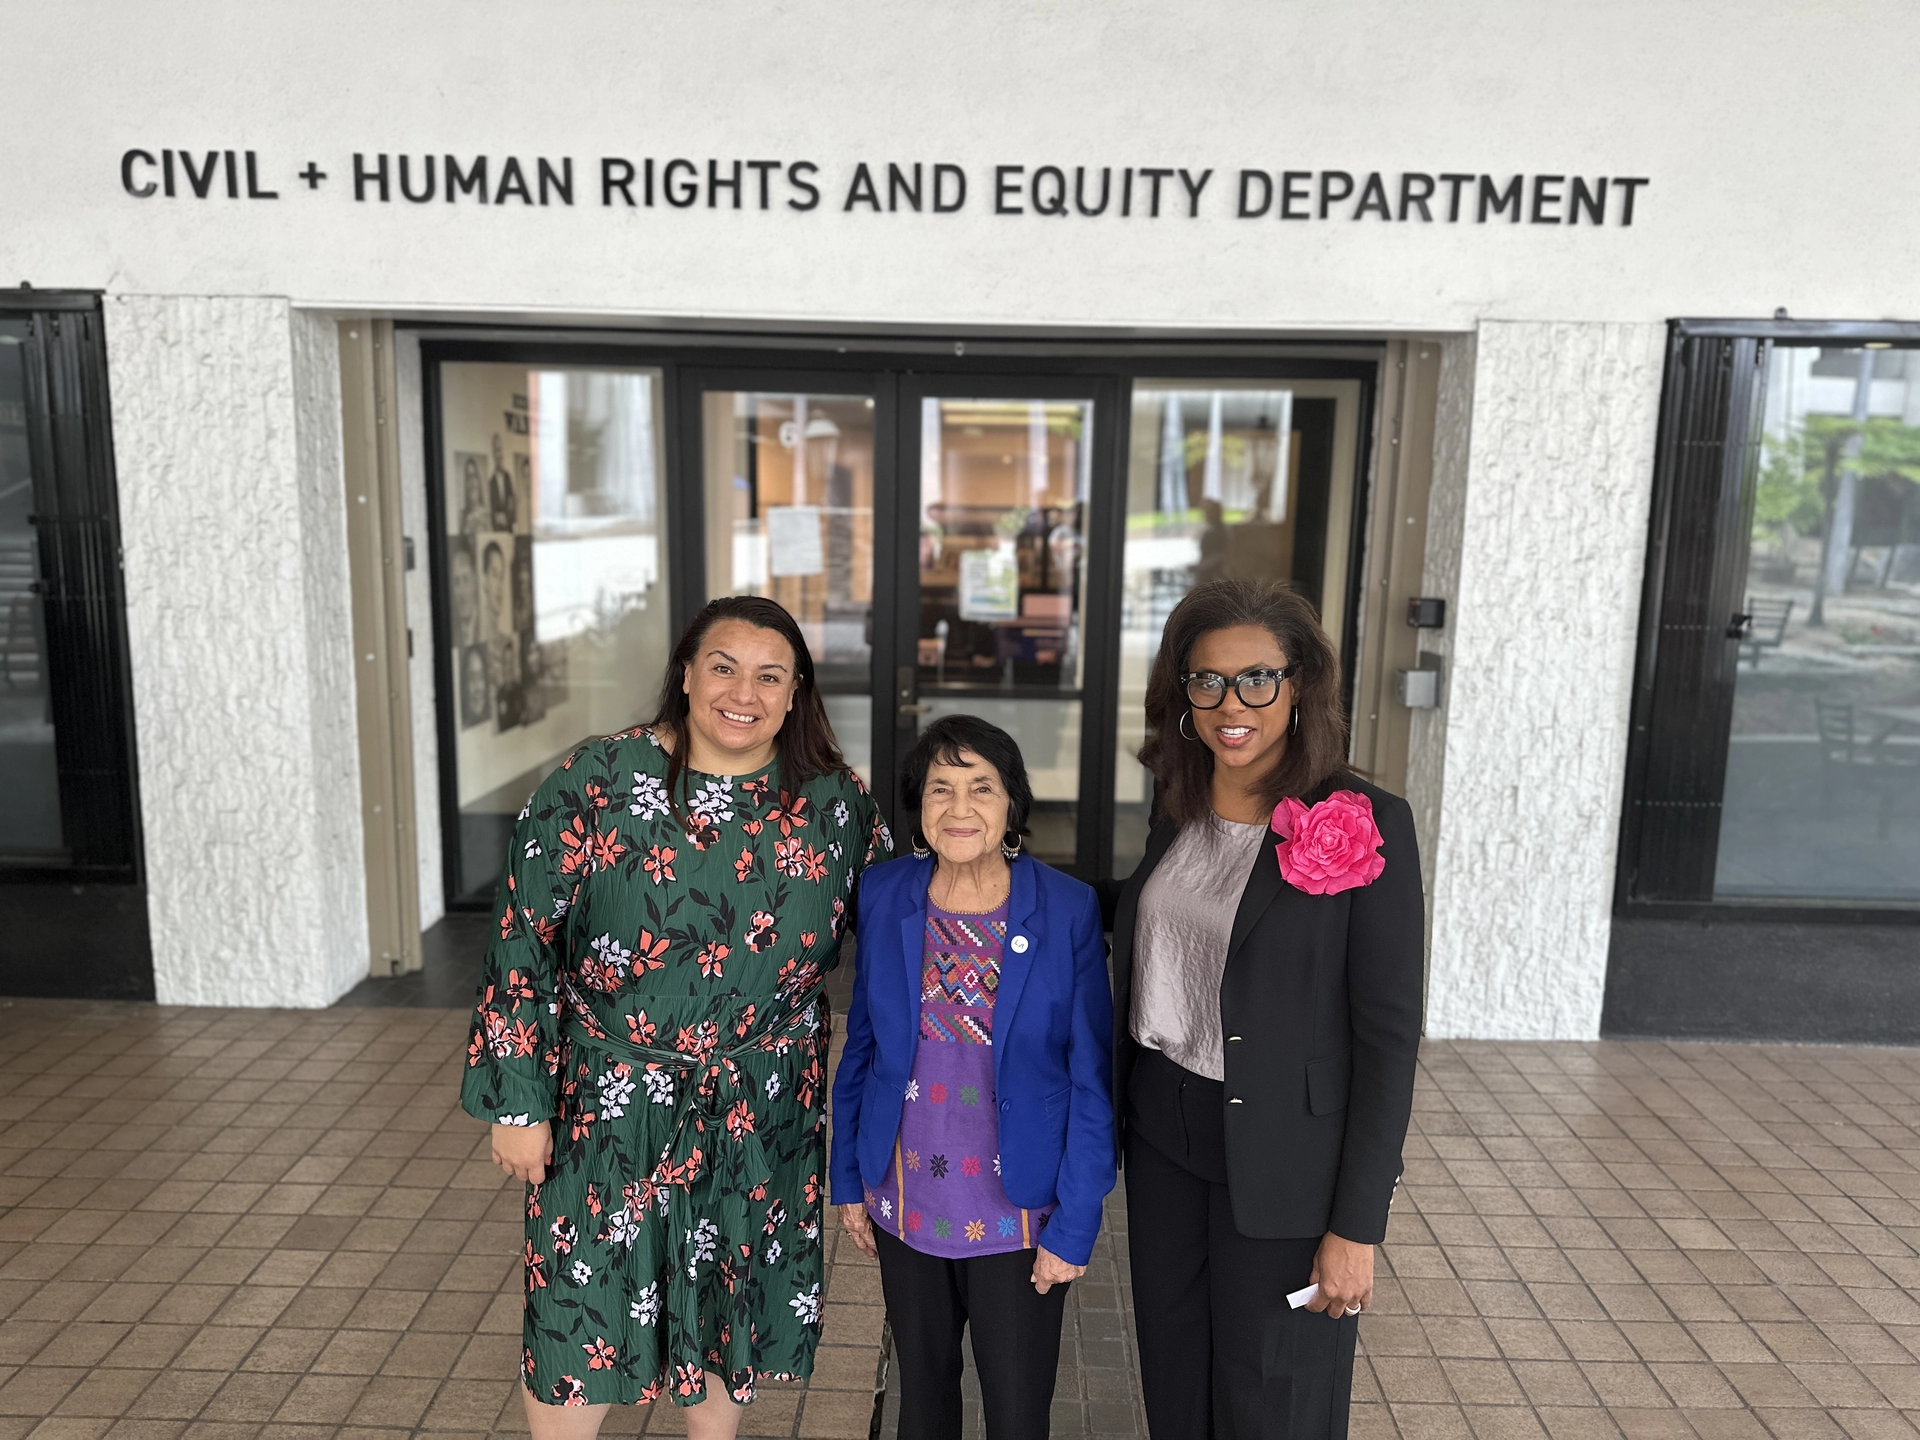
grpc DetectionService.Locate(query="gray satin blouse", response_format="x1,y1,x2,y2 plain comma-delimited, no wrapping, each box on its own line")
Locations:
1128,811,1270,1081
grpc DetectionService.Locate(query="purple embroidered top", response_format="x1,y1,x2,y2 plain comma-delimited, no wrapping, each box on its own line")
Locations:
864,896,1053,1257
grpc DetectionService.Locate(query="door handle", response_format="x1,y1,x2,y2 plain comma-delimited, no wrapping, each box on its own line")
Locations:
897,703,931,718
1727,612,1754,640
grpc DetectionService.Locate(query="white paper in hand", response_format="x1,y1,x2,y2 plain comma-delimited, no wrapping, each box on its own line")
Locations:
1287,1283,1320,1310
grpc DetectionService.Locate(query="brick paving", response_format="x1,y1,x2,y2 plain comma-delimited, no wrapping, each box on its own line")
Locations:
3,974,1920,1440
0,991,883,1439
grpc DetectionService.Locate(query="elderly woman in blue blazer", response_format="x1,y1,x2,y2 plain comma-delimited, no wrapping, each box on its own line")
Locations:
832,713,1114,1440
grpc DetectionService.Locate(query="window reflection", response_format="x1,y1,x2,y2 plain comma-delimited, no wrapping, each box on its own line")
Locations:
1112,382,1360,874
916,398,1092,866
702,391,875,782
1715,344,1920,900
440,363,669,903
0,319,63,861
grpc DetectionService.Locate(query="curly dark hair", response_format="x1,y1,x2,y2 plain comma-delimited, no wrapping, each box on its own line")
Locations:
899,714,1033,854
1137,579,1349,827
649,595,846,815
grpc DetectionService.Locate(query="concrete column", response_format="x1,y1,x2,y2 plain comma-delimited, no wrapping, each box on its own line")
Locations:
106,295,369,1006
1421,320,1665,1039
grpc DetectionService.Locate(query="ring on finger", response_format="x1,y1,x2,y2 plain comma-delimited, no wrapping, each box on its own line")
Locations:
1344,1304,1362,1316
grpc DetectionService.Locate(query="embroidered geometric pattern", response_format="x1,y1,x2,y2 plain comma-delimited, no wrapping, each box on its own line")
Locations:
924,915,1008,950
920,950,999,1007
919,1010,994,1045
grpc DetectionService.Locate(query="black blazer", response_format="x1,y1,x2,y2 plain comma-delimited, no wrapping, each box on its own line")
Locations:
1108,772,1423,1244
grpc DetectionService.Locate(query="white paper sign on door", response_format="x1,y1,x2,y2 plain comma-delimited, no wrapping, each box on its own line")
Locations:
958,542,1019,621
766,505,825,577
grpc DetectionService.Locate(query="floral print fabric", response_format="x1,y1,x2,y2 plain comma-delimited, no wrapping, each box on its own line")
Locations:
460,727,890,1408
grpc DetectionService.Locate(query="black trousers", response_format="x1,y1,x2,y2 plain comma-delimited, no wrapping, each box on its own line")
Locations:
1126,1046,1358,1440
874,1226,1069,1440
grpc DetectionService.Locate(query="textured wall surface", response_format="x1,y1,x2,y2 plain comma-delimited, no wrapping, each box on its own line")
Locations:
1423,321,1664,1040
1406,334,1476,921
107,296,369,1007
393,331,445,932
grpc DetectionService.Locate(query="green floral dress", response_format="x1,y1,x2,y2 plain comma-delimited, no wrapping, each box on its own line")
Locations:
460,726,890,1408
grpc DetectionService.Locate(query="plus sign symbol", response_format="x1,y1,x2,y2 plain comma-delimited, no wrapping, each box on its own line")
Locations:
299,162,327,190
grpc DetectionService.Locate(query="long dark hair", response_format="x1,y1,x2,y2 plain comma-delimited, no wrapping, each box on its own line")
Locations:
899,714,1034,853
1138,579,1348,828
649,596,846,809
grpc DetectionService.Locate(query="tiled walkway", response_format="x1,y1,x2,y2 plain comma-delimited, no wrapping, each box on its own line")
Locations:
3,983,1919,1440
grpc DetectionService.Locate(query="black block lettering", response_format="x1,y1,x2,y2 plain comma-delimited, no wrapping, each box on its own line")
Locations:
844,162,881,211
995,165,1024,214
1477,173,1521,222
1569,176,1606,225
1279,171,1310,219
1318,170,1353,220
1398,172,1434,222
888,162,922,212
121,149,157,198
601,157,636,206
495,157,533,205
162,149,175,197
399,155,435,203
1177,167,1212,217
1031,165,1068,216
1139,167,1172,217
747,159,780,209
538,157,574,206
1121,167,1134,217
787,161,820,210
663,159,698,207
446,155,487,203
1614,177,1650,225
224,150,238,198
245,151,278,199
1353,171,1391,220
933,163,966,212
351,152,387,203
1236,169,1272,218
1439,173,1473,222
1075,166,1110,216
1529,173,1564,224
708,158,741,208
181,149,220,199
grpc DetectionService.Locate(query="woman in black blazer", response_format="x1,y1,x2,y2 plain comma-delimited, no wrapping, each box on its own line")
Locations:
1109,580,1424,1440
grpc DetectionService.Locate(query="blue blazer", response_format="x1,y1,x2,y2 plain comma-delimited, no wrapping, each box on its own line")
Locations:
829,853,1116,1266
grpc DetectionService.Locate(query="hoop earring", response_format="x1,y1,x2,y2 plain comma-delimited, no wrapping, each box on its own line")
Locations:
1178,711,1198,741
1288,705,1300,737
911,833,931,859
1000,834,1023,861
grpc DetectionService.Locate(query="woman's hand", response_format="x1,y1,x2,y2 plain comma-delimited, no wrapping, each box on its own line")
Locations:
838,1203,878,1259
491,1122,553,1185
1031,1245,1085,1295
1306,1231,1374,1318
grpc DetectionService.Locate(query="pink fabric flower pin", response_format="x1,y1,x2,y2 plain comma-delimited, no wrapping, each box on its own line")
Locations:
1272,790,1386,896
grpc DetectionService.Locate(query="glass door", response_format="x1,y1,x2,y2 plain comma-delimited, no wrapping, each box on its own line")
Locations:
433,361,672,905
691,376,880,785
890,381,1118,876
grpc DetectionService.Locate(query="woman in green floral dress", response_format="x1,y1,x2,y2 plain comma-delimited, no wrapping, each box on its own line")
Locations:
461,596,890,1439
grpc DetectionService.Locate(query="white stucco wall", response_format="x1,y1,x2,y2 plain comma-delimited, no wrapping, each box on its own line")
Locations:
107,296,369,1006
3,3,1917,328
1423,321,1665,1039
1406,333,1476,956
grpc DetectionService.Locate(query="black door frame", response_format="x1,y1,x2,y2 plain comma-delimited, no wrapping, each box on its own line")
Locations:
1615,315,1920,926
419,334,1380,901
0,291,150,999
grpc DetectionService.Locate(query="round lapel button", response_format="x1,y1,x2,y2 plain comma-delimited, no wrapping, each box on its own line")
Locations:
1010,935,1030,954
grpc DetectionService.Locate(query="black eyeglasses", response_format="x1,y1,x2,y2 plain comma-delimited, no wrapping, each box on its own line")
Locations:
1180,665,1297,710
